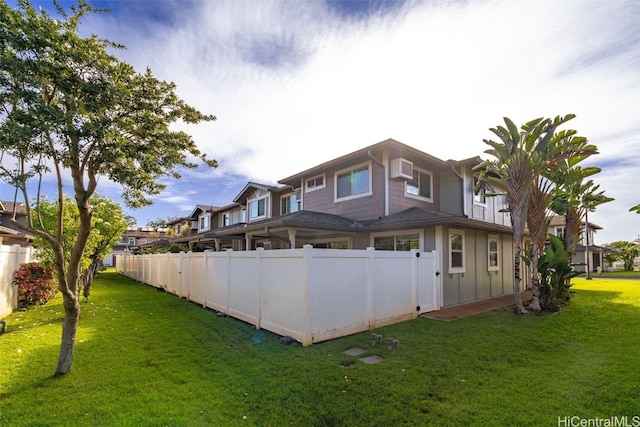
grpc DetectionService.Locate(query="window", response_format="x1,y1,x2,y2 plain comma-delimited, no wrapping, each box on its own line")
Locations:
128,237,136,246
488,235,499,271
555,227,565,239
335,162,371,201
405,169,432,201
306,175,325,192
240,209,246,223
249,197,266,220
372,230,422,251
474,177,486,204
222,213,230,227
200,214,210,231
449,229,465,273
281,193,299,215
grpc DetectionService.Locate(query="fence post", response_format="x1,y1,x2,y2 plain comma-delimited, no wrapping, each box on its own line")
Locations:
225,249,232,315
255,247,264,330
301,244,313,346
203,250,210,308
411,249,419,319
366,247,375,330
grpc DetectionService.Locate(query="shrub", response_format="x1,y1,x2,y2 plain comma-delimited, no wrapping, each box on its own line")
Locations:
14,263,57,307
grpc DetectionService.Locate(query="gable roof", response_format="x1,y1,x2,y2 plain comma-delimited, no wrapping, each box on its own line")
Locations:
278,138,451,186
233,182,283,204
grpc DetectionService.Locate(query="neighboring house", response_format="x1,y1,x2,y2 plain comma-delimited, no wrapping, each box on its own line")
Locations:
547,215,605,273
192,138,517,307
105,227,168,266
0,201,33,247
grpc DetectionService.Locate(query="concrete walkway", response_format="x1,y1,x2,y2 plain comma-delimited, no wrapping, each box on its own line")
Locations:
421,290,532,321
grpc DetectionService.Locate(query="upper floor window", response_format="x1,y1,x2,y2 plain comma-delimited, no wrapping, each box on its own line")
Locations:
405,168,433,202
474,177,486,204
222,213,230,227
449,229,465,274
249,197,267,220
128,237,136,246
555,227,565,240
281,193,299,215
199,214,210,231
240,209,247,223
306,175,325,192
335,162,372,201
488,234,499,271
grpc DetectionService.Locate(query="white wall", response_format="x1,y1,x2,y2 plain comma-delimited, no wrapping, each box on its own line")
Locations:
117,246,440,346
0,245,33,318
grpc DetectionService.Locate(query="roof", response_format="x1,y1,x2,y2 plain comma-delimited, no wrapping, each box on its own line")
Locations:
233,182,285,204
278,138,451,186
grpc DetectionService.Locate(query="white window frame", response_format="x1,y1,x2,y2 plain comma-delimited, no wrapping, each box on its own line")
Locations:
555,226,565,239
199,213,211,232
281,193,299,215
449,228,465,274
370,229,423,251
127,237,136,246
488,234,500,271
404,167,433,203
222,213,230,227
305,174,326,193
248,196,268,221
473,177,487,206
334,161,373,202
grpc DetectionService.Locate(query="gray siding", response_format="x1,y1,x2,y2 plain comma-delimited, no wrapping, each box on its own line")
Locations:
442,227,515,307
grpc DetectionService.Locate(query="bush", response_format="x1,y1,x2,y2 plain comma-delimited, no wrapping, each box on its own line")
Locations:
14,263,57,307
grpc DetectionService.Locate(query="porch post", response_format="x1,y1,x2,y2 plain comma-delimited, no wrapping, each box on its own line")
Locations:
288,229,297,249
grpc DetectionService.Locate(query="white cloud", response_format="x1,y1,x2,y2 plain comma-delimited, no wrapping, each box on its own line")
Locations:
66,0,640,241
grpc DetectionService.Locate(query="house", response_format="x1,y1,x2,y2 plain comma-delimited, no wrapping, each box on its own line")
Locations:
188,138,517,308
0,201,33,247
547,215,605,273
105,227,168,266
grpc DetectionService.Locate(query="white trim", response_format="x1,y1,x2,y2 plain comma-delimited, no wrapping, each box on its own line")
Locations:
248,195,269,221
305,174,326,193
334,161,373,202
404,166,433,203
370,229,424,251
448,228,465,274
199,213,211,232
488,234,500,271
280,192,299,215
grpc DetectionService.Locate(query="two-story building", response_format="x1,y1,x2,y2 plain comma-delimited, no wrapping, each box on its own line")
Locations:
547,215,605,273
189,138,517,307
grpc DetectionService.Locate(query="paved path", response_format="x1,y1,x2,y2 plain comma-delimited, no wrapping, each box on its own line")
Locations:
421,290,532,321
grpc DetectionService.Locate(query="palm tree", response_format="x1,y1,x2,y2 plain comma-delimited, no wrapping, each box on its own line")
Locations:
476,115,598,314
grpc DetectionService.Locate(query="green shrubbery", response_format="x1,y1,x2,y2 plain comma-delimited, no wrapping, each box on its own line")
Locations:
13,263,57,307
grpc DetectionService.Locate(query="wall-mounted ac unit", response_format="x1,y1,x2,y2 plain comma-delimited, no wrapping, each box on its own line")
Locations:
390,158,413,180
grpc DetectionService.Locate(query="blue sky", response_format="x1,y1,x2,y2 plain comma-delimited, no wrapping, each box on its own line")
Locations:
3,0,640,244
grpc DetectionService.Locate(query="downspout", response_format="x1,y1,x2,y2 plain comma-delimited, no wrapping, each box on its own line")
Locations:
368,150,387,218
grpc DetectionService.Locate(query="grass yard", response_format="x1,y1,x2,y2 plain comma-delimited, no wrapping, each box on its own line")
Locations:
1,272,639,426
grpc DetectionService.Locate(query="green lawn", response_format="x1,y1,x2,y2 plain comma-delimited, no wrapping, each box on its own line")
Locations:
1,272,639,426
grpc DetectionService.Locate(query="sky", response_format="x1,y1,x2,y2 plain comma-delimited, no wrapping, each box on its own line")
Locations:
3,0,640,244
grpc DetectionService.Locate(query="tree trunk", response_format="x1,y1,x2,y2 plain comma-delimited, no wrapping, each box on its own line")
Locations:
82,259,98,301
513,240,528,314
528,246,541,311
55,293,80,376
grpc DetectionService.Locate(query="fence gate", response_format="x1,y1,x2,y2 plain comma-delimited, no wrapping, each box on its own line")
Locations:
416,251,441,314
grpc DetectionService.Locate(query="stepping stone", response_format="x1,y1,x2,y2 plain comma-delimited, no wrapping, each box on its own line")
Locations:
343,347,367,357
359,355,384,364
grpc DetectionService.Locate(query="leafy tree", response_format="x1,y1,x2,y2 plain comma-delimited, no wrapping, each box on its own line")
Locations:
0,1,216,376
146,216,178,229
475,115,597,314
609,241,639,271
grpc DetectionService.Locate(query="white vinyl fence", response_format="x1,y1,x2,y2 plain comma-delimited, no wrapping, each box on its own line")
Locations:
0,245,33,319
116,245,441,346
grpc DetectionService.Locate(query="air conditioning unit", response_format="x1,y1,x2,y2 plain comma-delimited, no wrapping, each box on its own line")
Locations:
390,158,413,180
